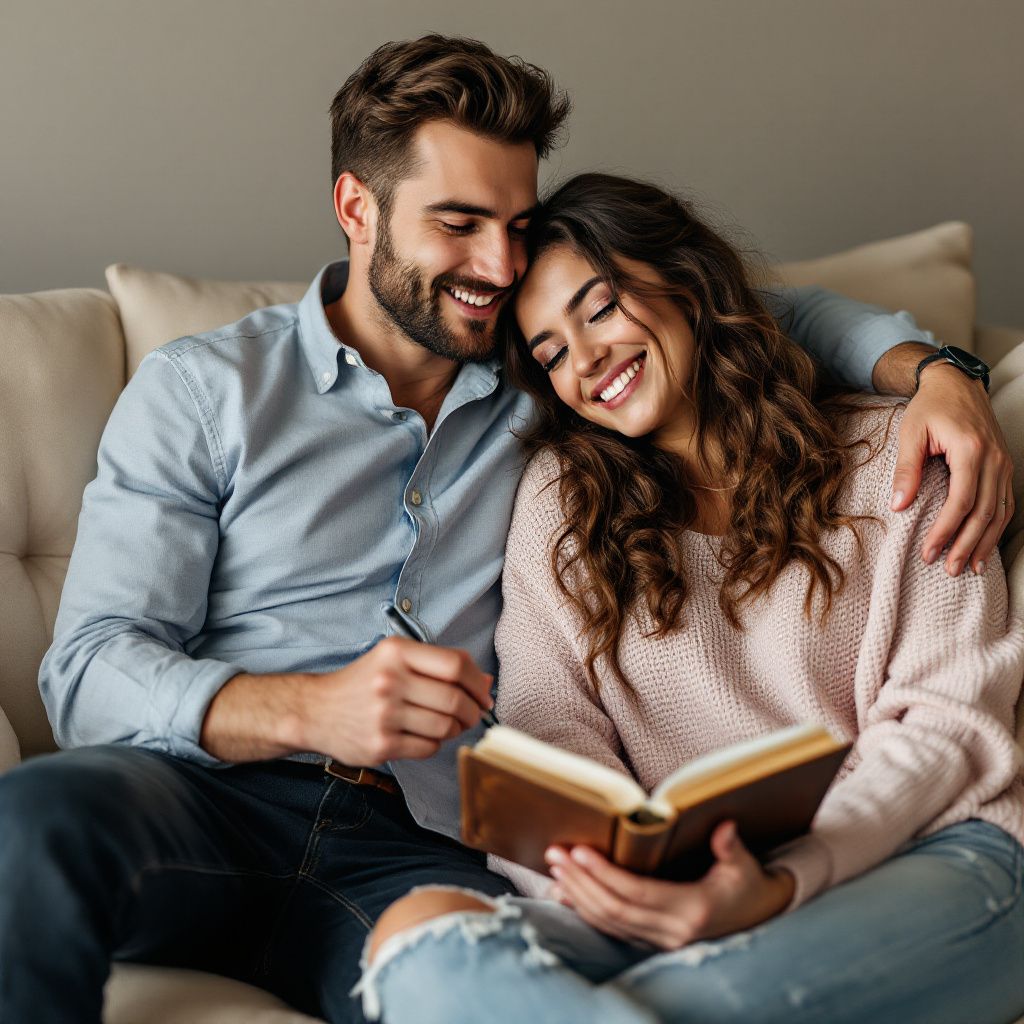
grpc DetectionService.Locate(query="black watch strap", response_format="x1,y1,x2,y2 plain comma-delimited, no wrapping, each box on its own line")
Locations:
914,346,990,393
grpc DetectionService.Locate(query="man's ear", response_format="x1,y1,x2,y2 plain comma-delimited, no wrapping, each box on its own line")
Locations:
334,172,375,246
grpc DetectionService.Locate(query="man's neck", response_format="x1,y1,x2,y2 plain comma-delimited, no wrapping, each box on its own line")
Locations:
325,274,460,431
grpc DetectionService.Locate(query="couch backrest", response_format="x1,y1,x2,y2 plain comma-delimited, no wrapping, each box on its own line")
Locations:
0,289,125,755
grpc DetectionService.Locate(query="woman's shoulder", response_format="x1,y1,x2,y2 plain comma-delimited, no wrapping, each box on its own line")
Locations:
836,396,949,516
506,447,568,555
836,396,907,489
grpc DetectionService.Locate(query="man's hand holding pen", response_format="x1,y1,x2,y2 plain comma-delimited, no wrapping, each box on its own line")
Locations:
291,635,495,767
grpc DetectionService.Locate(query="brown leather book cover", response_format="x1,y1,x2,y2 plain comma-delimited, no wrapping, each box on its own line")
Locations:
459,748,629,875
459,742,851,878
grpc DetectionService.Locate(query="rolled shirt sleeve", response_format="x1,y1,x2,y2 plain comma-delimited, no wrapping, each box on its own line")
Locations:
38,351,244,765
763,285,937,391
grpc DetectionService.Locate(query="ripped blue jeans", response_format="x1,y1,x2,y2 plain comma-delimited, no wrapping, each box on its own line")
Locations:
357,820,1024,1024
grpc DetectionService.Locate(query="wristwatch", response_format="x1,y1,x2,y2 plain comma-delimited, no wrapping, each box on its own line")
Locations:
914,345,990,393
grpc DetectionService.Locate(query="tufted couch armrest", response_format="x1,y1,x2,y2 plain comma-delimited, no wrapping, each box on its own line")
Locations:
0,287,126,760
0,703,21,774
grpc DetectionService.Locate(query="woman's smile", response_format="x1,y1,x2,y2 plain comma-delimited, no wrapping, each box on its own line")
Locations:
591,352,646,409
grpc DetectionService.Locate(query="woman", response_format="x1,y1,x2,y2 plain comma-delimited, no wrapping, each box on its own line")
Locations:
355,175,1024,1024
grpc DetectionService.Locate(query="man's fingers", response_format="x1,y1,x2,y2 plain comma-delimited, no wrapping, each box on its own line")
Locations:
385,637,493,709
384,734,443,761
967,474,1015,575
890,416,929,511
940,457,1001,575
389,702,469,741
921,447,981,566
399,676,486,731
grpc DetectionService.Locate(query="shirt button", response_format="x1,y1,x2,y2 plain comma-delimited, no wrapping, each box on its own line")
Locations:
393,411,407,422
400,598,412,613
344,352,358,366
320,371,332,385
410,490,422,506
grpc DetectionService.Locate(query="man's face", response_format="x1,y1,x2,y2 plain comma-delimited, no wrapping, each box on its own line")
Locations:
368,121,538,363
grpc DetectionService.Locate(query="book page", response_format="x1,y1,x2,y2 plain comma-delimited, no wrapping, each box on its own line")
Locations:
474,726,647,815
651,723,836,806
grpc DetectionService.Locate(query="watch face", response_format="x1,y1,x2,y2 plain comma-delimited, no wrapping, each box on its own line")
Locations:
945,346,989,376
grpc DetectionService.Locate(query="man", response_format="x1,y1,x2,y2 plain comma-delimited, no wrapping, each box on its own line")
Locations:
0,34,1011,1024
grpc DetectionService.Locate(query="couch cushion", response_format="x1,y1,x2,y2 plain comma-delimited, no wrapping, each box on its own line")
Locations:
106,264,307,376
104,964,324,1023
774,222,976,350
0,288,126,757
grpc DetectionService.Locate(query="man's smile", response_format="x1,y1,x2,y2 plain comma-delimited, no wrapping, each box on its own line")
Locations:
443,285,506,318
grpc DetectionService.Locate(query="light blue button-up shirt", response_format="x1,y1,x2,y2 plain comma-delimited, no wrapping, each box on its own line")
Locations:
39,262,934,838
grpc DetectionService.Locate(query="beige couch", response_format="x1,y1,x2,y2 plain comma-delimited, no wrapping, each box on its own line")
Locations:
1,222,1022,1022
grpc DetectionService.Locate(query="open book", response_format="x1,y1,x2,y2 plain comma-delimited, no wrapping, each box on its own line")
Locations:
459,723,851,879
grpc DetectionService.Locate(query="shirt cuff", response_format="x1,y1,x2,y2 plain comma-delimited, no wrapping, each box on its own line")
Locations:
851,312,937,393
764,833,834,912
166,659,247,767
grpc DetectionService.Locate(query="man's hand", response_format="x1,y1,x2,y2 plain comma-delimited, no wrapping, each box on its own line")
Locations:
300,637,494,765
544,821,794,950
891,363,1014,576
199,637,493,766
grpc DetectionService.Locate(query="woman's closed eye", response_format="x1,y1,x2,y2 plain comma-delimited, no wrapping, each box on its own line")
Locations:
543,347,568,373
538,302,617,374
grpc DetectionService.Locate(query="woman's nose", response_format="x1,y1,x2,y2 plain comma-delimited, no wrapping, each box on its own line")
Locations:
571,335,608,380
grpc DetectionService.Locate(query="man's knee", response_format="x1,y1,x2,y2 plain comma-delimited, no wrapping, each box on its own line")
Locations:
367,887,497,964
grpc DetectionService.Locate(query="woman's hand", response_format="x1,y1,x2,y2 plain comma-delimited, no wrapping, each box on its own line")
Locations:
891,363,1014,577
545,821,794,951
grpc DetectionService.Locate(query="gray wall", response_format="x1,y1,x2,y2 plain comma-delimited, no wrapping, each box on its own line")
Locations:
2,0,1021,325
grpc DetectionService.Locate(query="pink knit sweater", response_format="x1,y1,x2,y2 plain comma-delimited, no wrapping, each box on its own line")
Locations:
492,402,1024,908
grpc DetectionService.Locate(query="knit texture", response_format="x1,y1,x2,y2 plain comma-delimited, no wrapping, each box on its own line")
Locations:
492,401,1024,908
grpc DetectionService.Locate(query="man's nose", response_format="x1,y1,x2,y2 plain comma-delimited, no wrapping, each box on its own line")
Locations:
472,232,517,291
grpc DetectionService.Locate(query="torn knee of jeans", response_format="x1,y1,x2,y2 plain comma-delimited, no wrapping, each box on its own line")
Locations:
352,891,560,1021
365,885,502,965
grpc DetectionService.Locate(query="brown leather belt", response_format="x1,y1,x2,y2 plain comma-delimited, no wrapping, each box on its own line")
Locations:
323,758,401,797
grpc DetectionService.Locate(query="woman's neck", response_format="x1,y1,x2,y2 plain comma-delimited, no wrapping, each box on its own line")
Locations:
655,413,735,537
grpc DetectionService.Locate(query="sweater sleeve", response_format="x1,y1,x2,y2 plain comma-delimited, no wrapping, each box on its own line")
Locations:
767,457,1024,910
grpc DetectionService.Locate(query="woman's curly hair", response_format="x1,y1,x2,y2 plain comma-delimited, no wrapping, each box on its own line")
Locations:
501,173,890,692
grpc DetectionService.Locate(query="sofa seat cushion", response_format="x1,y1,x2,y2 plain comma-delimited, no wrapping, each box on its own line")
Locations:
104,964,324,1023
0,287,126,757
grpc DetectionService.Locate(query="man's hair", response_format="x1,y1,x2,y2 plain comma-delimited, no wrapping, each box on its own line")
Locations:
329,34,570,214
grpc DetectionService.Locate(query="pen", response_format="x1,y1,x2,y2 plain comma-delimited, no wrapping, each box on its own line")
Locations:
383,604,498,728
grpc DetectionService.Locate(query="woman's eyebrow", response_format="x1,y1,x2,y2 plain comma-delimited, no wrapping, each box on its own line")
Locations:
565,276,601,317
527,277,604,351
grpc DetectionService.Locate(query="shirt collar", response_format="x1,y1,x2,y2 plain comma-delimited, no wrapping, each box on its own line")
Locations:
297,260,503,396
297,261,358,394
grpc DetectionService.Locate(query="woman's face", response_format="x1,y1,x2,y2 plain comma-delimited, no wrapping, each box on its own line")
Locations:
515,245,696,439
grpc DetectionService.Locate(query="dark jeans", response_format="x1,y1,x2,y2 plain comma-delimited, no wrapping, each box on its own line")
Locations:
0,745,515,1024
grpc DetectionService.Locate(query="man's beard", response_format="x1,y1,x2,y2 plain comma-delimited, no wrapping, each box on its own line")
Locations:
368,216,500,364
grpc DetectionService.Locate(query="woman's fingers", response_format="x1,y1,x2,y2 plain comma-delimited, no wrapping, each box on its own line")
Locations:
547,847,692,948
